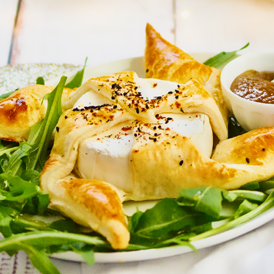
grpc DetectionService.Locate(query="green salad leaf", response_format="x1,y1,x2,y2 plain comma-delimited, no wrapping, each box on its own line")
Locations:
190,191,274,241
65,57,87,89
36,76,45,85
26,76,66,171
0,90,16,100
129,198,216,247
203,42,249,69
234,200,258,219
179,187,223,218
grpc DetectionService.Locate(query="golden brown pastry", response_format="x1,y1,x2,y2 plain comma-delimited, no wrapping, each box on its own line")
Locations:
0,85,52,142
131,123,274,197
0,84,77,142
50,177,129,249
212,127,274,166
144,23,228,137
69,71,227,140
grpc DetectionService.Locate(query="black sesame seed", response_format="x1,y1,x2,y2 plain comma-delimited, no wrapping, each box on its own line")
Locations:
179,160,184,166
56,127,59,133
246,158,250,163
165,117,173,124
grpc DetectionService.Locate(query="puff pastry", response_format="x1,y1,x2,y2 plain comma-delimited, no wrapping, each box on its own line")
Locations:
68,71,227,141
0,85,52,142
0,85,77,142
40,72,274,249
144,23,228,139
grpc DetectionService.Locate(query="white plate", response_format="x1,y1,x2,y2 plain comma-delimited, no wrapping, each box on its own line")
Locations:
45,53,274,263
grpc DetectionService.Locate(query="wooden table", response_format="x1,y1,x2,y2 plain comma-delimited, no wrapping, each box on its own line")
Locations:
1,0,274,273
2,0,274,68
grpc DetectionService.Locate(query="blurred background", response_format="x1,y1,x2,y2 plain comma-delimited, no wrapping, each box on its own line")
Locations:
1,0,274,67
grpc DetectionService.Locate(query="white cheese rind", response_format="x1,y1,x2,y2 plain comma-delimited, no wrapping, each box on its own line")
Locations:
73,90,112,108
76,114,212,193
76,122,134,193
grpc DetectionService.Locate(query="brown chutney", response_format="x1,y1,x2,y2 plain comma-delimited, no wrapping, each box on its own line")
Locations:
230,69,274,104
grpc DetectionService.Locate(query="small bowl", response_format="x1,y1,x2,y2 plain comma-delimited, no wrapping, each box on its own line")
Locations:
221,52,274,131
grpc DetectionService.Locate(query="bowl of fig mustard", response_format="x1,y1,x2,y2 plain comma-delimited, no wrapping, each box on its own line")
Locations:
221,52,274,131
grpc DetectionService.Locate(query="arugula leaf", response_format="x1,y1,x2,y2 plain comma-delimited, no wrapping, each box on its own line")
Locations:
49,219,80,233
77,250,95,266
152,234,196,250
65,58,87,89
0,209,14,237
222,190,238,202
130,198,216,247
228,190,267,202
203,42,249,69
179,187,223,218
190,191,274,241
0,91,17,100
0,173,39,202
0,231,109,252
22,192,50,215
26,76,66,171
18,243,61,274
36,77,45,85
234,200,258,219
259,177,274,193
128,211,143,232
239,181,260,190
3,142,32,175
